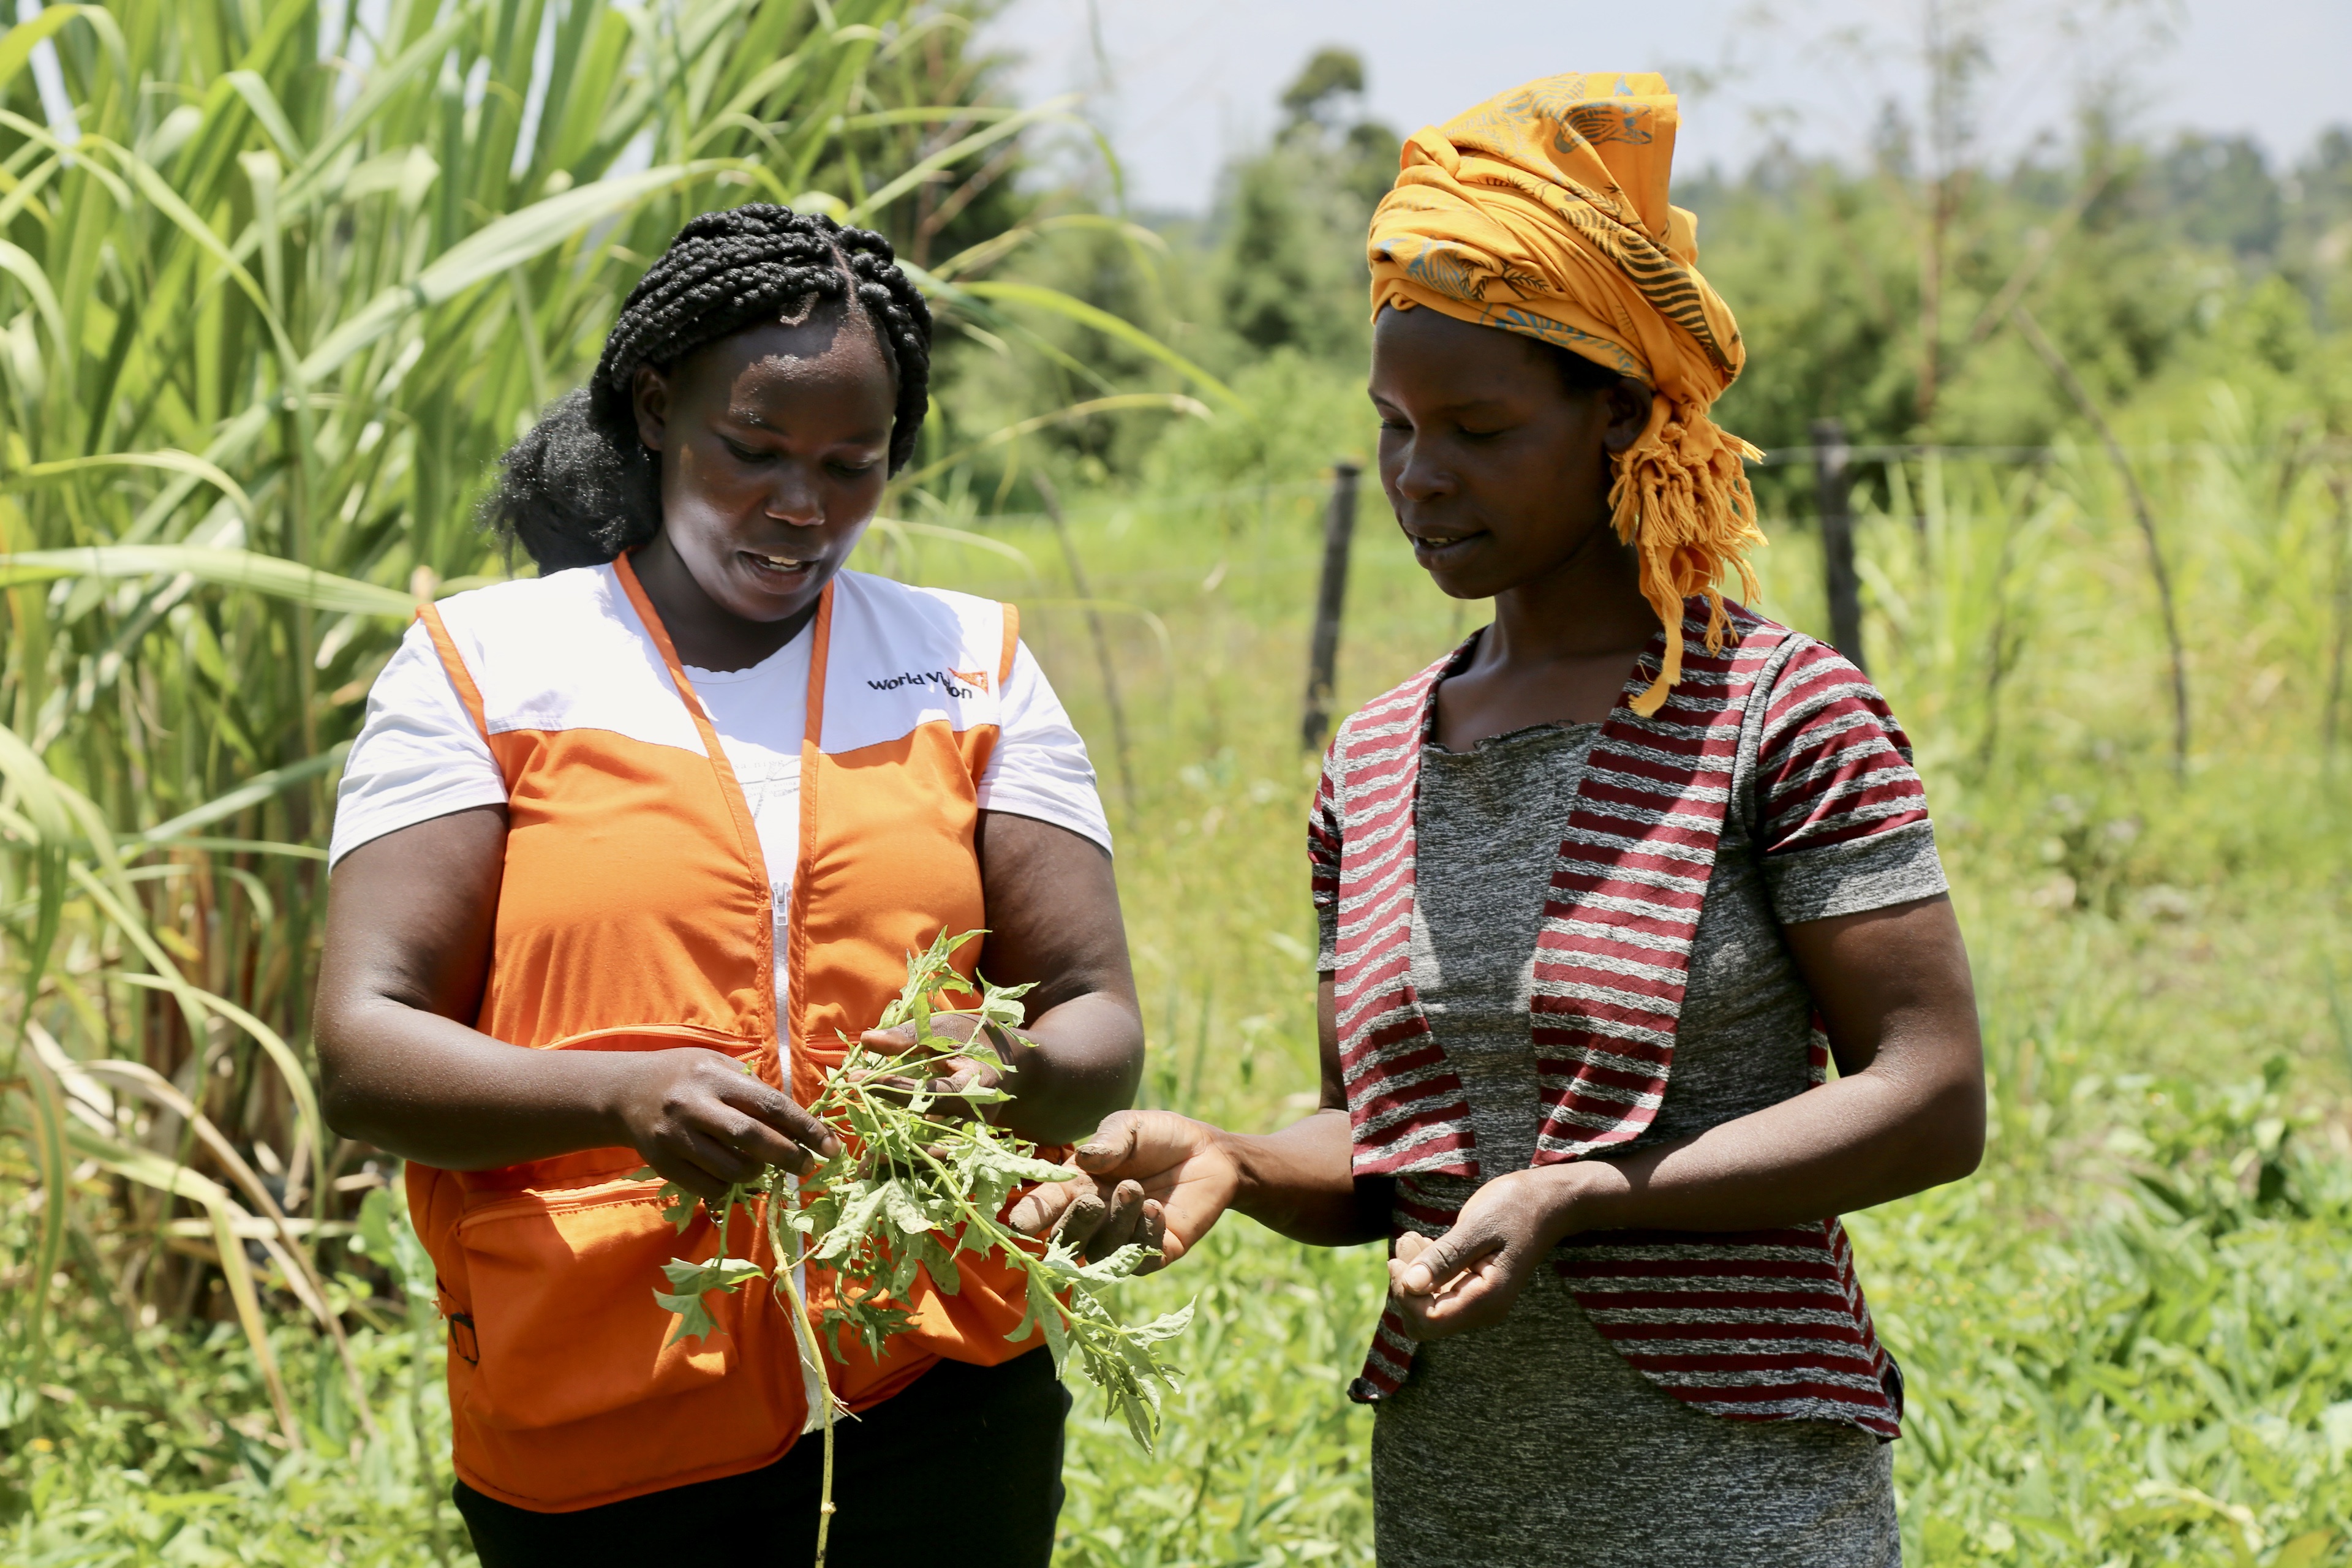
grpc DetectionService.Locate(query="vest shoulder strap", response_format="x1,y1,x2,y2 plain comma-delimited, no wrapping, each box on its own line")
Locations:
415,601,490,744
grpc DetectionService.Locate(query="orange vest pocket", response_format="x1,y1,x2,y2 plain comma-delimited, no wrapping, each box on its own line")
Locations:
447,1175,805,1510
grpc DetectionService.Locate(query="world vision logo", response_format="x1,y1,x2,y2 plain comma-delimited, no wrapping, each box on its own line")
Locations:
867,667,991,699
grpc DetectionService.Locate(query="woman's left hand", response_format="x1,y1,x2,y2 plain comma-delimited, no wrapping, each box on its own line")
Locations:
1389,1166,1593,1341
855,1014,1008,1125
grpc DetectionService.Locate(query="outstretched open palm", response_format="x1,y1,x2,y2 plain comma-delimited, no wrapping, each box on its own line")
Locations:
1008,1109,1242,1270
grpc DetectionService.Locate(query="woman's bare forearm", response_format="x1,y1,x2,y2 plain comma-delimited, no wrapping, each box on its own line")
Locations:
1382,899,1987,1328
1387,1000,1986,1329
1223,1109,1391,1247
993,989,1145,1145
316,998,641,1169
1551,1060,1983,1240
1213,1028,1980,1264
1538,896,1986,1244
1054,907,1986,1281
973,810,1148,1146
315,808,641,1169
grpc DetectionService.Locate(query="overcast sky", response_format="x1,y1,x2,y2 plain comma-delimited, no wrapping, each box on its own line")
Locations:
981,0,2351,214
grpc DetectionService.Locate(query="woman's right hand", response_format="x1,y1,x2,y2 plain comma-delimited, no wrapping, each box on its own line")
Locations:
614,1049,841,1204
1008,1109,1242,1272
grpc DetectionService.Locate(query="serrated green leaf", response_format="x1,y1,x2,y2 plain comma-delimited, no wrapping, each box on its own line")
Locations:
660,1255,766,1294
1072,1243,1159,1284
655,1288,722,1347
834,1179,894,1240
882,1180,935,1235
926,1239,962,1296
1131,1304,1197,1345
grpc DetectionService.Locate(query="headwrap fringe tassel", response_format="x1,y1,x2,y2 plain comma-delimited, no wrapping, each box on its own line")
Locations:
1610,397,1766,717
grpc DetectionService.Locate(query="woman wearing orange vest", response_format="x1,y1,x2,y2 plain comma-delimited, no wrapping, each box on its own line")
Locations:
314,206,1153,1566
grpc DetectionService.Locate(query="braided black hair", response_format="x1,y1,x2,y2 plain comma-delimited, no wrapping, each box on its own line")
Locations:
483,204,933,571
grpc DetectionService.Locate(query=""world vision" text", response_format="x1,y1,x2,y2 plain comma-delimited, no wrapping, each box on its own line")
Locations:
867,668,987,700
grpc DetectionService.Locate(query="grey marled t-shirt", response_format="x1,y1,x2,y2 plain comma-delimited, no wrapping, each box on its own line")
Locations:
1317,714,1946,1568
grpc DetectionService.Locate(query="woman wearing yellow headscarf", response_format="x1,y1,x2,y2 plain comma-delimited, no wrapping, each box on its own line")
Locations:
1024,74,1986,1564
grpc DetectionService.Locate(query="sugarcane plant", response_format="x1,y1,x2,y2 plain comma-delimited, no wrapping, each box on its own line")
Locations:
641,929,1192,1559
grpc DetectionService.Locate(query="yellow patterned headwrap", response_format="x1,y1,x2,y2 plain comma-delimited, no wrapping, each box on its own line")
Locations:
1368,72,1764,716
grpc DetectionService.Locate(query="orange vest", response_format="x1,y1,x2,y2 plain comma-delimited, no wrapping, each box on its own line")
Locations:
404,554,1039,1512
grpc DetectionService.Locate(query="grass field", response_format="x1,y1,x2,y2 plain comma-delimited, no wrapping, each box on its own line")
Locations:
9,423,2352,1564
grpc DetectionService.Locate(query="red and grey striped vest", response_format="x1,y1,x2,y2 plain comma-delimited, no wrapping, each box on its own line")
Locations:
1316,598,1909,1439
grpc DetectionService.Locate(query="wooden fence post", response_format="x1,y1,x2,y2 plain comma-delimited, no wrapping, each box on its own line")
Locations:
1300,461,1362,752
1811,418,1868,673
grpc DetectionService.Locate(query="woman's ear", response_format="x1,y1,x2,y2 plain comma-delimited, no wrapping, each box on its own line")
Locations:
632,364,671,453
1600,377,1653,455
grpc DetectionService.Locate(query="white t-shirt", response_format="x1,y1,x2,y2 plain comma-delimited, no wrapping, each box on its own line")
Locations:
330,617,1112,1015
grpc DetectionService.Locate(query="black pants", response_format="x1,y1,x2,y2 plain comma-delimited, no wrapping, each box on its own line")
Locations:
454,1349,1068,1567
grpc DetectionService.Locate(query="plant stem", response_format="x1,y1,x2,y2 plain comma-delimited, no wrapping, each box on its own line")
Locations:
817,1381,837,1568
768,1182,839,1568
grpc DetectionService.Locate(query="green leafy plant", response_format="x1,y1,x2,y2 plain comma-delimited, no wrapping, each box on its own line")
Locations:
644,929,1192,1561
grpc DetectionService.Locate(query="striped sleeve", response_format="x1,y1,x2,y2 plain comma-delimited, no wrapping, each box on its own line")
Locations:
1752,642,1932,856
1310,748,1343,970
